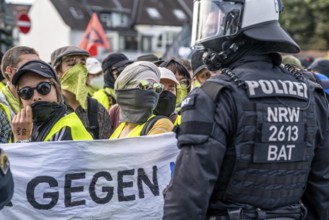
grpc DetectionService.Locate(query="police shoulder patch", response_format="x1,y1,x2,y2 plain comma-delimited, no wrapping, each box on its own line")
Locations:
0,149,9,175
180,94,197,111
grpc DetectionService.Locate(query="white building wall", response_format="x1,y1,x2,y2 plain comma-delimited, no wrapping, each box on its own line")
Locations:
17,1,185,61
69,31,85,47
135,25,182,56
19,0,71,62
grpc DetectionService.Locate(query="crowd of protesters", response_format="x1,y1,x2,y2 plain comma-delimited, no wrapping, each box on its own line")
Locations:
0,45,206,142
0,45,328,143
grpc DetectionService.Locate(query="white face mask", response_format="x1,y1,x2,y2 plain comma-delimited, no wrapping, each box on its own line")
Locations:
89,75,104,90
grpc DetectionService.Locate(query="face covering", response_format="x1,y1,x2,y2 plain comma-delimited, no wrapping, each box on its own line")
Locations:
116,88,159,124
2,85,20,114
104,69,115,89
31,101,63,124
154,91,176,117
60,63,88,110
89,75,104,90
31,101,67,141
176,83,188,106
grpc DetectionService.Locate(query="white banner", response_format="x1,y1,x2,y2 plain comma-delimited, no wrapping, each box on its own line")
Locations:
0,133,178,220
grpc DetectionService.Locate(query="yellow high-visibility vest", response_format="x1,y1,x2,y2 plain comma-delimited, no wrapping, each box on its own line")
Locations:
110,115,156,139
44,112,93,141
174,114,181,126
93,88,116,110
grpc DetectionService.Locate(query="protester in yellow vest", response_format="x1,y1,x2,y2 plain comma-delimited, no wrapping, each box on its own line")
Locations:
50,46,112,139
10,60,92,142
0,46,40,118
110,61,174,139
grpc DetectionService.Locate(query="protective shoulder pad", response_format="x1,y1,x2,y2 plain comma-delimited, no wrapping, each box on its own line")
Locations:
177,82,225,148
202,80,225,102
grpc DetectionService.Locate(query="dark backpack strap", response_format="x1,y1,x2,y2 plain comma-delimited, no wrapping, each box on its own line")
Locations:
140,115,168,136
87,96,99,139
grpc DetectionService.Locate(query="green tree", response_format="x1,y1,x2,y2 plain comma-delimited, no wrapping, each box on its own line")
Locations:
280,0,329,50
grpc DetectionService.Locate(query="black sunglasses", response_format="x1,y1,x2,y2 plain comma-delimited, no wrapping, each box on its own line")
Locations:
17,82,53,100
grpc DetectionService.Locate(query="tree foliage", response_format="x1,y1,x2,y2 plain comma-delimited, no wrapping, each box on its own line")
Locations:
280,0,329,50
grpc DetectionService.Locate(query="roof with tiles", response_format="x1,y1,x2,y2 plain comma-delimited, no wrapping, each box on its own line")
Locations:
50,0,193,31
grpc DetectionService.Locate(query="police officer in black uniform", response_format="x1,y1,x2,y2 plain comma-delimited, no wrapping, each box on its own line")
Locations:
163,0,329,219
0,148,14,210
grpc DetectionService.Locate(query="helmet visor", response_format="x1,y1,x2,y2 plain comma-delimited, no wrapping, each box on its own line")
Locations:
191,0,242,48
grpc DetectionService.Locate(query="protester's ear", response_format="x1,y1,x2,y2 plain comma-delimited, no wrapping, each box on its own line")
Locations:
5,66,14,80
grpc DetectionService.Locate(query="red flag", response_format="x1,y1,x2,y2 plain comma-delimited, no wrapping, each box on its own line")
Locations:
79,13,111,56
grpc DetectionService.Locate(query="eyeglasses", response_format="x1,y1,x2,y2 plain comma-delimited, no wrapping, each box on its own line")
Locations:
138,80,164,94
179,79,191,89
17,82,53,100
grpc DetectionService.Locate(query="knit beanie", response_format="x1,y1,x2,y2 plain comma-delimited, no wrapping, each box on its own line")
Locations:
115,61,160,90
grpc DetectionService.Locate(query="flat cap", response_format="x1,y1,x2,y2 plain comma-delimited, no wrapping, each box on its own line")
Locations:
50,46,89,68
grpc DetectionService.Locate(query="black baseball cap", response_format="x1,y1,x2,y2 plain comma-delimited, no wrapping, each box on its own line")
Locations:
12,60,60,86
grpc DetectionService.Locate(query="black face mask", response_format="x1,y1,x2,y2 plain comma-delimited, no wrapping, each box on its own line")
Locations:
31,101,67,142
31,101,63,124
154,91,176,117
104,66,125,89
104,69,115,89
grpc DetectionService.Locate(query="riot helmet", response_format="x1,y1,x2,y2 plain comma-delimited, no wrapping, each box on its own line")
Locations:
191,0,300,54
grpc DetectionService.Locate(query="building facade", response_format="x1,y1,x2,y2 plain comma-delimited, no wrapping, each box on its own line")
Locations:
18,0,192,61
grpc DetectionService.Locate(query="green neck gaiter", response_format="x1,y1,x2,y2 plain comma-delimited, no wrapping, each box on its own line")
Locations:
176,83,188,106
2,85,20,114
60,64,88,110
